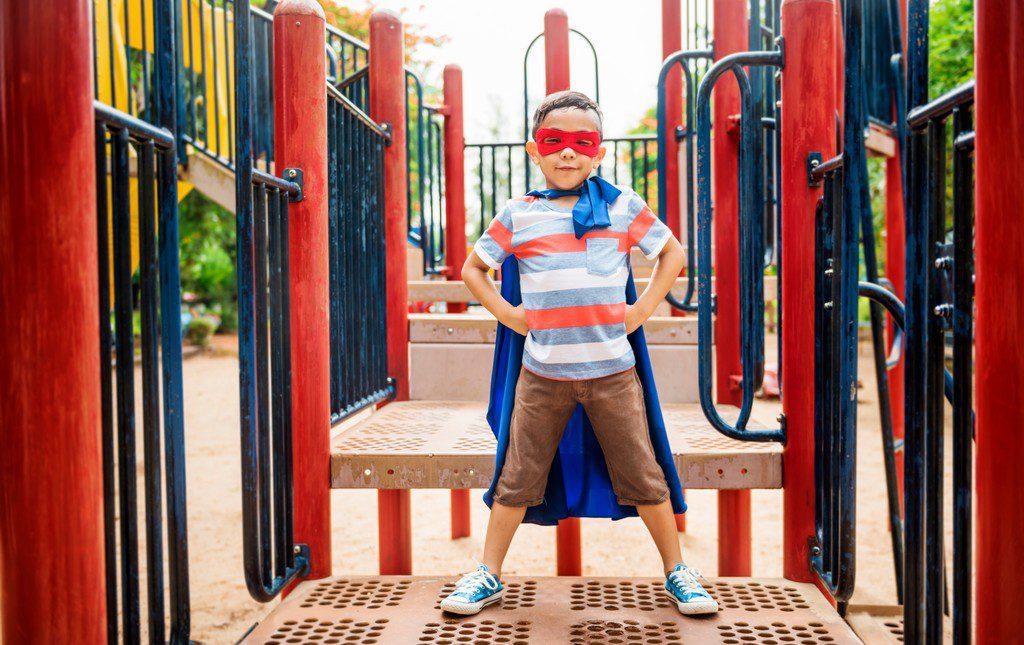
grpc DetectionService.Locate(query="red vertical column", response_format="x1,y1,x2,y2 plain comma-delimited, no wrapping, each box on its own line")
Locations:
542,7,582,577
274,0,332,581
443,63,471,538
663,1,688,532
975,1,1024,640
0,1,106,641
884,154,905,505
779,0,836,583
369,9,413,575
712,0,752,577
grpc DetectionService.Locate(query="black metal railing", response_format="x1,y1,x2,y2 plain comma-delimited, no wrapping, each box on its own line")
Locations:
234,0,308,602
657,48,714,312
327,83,396,424
406,70,447,276
810,152,858,610
91,0,159,124
95,101,191,644
327,23,369,111
694,49,784,443
905,75,975,644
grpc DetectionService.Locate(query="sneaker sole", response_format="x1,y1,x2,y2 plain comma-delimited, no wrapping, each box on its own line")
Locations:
439,589,504,615
663,587,719,615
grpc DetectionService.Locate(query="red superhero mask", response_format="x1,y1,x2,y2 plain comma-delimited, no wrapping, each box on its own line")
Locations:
534,127,602,157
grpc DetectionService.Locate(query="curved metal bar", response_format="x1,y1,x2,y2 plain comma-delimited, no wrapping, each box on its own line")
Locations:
876,277,905,369
694,51,784,443
656,48,714,313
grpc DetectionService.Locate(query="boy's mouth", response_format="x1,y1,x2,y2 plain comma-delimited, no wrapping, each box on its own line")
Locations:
556,166,577,171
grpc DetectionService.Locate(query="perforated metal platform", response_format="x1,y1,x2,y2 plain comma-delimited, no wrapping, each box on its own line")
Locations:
240,576,861,644
330,401,781,490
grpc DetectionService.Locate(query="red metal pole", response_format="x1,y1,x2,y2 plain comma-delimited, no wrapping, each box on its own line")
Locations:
884,153,905,509
975,1,1024,640
274,0,332,583
713,0,752,577
542,7,583,577
779,0,836,584
369,9,413,575
442,64,471,539
661,0,683,238
0,1,106,641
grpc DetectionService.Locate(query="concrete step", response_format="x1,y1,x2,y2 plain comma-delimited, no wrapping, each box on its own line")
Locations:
407,275,778,304
409,343,699,403
240,574,861,644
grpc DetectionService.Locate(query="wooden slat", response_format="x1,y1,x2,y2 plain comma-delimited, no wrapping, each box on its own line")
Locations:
409,313,700,345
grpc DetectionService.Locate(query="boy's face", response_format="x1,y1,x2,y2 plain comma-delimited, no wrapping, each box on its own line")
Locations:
526,107,607,190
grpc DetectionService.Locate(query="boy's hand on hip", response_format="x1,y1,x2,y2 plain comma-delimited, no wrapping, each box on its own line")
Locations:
504,304,530,336
625,303,648,335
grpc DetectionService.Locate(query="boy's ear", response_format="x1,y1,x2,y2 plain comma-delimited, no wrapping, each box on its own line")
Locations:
591,145,607,170
525,140,540,164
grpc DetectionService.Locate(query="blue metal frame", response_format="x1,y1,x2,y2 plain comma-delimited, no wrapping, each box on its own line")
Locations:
234,0,310,603
693,49,784,443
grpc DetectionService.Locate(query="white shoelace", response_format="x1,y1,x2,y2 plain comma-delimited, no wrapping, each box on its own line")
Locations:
454,568,499,596
668,566,705,594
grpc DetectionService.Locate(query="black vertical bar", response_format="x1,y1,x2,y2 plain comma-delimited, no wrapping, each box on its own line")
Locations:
269,183,286,578
125,0,134,117
254,184,272,589
924,117,946,644
209,0,222,158
280,191,296,569
140,0,151,122
197,0,208,151
642,139,650,203
950,107,973,645
490,145,497,223
112,127,141,645
328,98,340,415
478,147,485,236
138,139,167,644
96,122,119,645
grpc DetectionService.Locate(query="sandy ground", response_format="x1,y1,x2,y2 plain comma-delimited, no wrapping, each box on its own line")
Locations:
166,332,953,643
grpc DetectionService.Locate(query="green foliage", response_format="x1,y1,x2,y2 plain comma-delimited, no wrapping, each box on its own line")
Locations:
929,0,974,98
178,190,237,332
185,316,217,347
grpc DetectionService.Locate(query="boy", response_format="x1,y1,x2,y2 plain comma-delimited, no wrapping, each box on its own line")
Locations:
439,91,718,617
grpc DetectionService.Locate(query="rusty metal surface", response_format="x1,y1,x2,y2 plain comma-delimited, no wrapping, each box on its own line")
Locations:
330,402,782,490
241,576,862,644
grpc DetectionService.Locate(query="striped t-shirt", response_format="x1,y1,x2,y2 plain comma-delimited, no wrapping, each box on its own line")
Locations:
474,184,671,380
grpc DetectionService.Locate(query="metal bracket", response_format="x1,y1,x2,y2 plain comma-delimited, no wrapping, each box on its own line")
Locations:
293,542,312,577
807,152,823,187
380,122,393,146
283,168,304,203
674,124,687,142
774,36,786,70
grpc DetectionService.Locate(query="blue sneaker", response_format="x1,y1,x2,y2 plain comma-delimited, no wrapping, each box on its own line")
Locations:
665,563,719,615
439,564,504,615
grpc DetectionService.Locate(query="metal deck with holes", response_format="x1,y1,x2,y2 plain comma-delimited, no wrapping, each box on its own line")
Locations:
331,401,781,490
240,576,862,643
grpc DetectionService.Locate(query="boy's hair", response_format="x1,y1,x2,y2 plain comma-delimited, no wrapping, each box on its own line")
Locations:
530,90,604,140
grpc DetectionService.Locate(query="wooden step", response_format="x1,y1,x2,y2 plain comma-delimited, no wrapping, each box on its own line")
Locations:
409,313,700,345
240,575,861,644
330,401,781,490
407,276,778,304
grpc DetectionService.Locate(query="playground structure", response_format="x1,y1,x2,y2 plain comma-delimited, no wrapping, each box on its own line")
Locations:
1,0,1021,643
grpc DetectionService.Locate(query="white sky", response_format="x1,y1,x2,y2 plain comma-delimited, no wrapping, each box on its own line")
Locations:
360,1,670,143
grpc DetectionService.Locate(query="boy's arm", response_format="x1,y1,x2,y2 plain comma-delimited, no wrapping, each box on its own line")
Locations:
625,233,686,334
462,251,529,335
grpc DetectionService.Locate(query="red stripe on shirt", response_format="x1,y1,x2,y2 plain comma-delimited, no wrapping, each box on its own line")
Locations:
525,303,626,329
627,205,658,247
516,231,629,258
486,219,514,252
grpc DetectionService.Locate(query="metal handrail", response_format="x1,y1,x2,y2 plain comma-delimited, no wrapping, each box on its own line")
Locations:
694,50,784,443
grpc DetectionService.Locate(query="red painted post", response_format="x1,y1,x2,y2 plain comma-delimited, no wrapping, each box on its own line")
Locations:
369,9,413,575
274,0,332,582
442,64,472,539
712,0,752,577
779,0,836,583
661,0,683,238
542,7,583,577
0,1,106,641
975,2,1024,640
884,154,905,508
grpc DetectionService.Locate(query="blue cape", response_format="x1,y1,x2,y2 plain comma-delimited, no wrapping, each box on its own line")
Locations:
481,255,687,525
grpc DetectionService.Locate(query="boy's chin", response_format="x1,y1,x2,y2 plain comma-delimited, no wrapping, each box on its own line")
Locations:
546,174,588,189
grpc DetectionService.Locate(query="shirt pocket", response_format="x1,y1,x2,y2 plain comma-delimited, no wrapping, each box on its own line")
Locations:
585,238,622,277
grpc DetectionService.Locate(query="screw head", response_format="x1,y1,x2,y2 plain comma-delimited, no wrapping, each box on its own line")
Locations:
287,169,298,179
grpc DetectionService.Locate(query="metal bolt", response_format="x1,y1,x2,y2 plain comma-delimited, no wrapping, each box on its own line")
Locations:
824,269,834,277
294,545,302,554
447,327,454,334
934,256,953,270
824,301,833,310
468,469,475,475
776,413,785,424
934,304,954,318
363,468,372,476
810,159,820,168
287,169,297,179
811,545,822,556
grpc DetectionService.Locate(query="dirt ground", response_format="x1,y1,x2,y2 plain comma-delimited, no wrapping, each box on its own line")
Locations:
174,333,953,643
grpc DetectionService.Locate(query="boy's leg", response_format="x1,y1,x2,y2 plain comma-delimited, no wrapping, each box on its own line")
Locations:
579,367,683,573
484,367,578,577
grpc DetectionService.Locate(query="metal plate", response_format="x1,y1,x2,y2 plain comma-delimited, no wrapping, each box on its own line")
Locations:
330,402,782,490
241,576,861,644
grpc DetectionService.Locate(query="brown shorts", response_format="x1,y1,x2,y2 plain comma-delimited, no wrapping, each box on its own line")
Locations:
492,365,671,508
